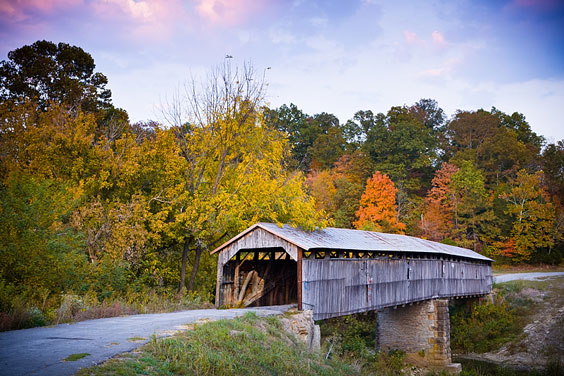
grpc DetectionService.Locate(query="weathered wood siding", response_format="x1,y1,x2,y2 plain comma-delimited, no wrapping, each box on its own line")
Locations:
302,256,492,320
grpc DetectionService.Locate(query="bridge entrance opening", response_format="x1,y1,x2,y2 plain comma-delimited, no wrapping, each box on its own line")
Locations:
218,247,297,307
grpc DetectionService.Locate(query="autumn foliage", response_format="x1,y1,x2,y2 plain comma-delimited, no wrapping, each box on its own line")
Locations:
2,41,564,332
354,171,405,233
420,163,458,241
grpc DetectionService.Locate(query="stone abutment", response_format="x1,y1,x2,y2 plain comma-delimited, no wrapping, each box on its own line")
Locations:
376,299,461,373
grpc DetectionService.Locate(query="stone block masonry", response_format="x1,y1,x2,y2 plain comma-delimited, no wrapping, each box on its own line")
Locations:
377,299,460,372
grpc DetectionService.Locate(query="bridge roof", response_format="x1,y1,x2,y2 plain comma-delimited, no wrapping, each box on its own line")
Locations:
212,223,493,262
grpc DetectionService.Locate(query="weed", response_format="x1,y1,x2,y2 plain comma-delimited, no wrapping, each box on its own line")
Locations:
127,337,147,342
64,353,90,361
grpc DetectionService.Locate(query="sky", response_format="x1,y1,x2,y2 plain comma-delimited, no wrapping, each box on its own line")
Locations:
1,0,564,142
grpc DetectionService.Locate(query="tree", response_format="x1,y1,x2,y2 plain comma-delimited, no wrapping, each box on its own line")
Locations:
362,105,439,194
542,141,564,205
409,98,446,132
309,114,346,170
476,126,535,185
264,103,316,171
451,161,491,251
446,110,499,154
420,163,459,241
491,108,544,149
162,62,327,294
354,171,405,233
498,170,558,262
0,173,87,303
0,40,112,113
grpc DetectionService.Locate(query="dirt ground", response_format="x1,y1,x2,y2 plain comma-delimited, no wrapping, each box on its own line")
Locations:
468,275,564,370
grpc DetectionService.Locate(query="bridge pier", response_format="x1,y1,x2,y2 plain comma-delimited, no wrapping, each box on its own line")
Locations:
377,299,461,372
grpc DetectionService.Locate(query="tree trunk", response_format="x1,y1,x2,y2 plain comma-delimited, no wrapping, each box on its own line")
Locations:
187,244,203,292
177,238,191,296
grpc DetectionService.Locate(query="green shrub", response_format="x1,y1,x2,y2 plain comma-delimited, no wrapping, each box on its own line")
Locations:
450,296,520,353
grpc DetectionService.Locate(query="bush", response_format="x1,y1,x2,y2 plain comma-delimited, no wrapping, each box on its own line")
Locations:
450,296,520,353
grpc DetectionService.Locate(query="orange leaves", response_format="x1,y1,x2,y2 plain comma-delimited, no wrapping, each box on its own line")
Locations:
420,162,458,241
354,171,405,233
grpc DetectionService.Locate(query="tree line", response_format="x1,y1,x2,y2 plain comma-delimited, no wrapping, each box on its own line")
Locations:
265,100,563,264
0,41,562,324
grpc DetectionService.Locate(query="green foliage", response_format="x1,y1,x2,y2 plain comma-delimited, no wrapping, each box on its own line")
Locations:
0,174,87,305
64,353,90,362
450,293,526,354
326,313,376,357
318,312,409,375
0,40,111,112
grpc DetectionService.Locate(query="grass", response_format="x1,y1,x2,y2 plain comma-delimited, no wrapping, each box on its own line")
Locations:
0,288,213,332
127,336,147,342
64,353,90,361
78,312,359,376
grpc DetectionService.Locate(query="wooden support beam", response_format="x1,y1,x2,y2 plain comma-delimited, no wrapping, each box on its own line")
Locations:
297,248,303,311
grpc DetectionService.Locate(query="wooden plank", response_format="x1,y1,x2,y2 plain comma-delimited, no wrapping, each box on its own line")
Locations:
297,247,303,311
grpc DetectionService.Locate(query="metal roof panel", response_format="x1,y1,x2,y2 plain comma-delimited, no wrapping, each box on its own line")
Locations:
212,223,493,262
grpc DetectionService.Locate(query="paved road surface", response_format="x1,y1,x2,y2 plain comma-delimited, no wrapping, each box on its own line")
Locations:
0,305,292,376
493,271,564,283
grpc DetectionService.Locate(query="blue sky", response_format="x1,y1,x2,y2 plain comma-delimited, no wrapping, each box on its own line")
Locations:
1,0,563,142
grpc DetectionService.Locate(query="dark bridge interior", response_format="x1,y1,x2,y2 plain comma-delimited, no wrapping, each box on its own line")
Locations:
219,248,297,307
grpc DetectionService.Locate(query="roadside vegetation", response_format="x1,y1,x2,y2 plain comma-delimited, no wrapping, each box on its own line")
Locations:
450,277,564,374
80,307,563,376
78,312,359,376
79,312,414,376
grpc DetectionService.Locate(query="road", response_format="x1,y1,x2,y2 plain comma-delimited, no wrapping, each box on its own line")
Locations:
0,305,292,376
493,271,564,283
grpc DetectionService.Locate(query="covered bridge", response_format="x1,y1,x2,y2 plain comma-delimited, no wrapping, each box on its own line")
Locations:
212,222,493,320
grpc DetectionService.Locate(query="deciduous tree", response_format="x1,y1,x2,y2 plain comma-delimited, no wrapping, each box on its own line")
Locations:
354,171,405,233
0,40,111,113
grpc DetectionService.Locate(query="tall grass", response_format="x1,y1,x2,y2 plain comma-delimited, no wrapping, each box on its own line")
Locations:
78,312,358,376
0,287,213,332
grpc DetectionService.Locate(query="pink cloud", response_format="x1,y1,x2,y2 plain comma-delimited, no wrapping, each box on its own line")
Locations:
403,30,421,46
419,57,462,78
403,30,449,53
432,31,447,49
0,0,82,22
194,0,267,26
91,0,185,39
421,67,446,77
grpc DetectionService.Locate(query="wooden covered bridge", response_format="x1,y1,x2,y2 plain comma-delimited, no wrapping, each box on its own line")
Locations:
212,223,493,369
212,222,492,318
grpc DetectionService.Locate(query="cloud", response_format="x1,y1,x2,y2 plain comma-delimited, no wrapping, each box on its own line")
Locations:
0,0,82,22
269,27,297,45
419,57,462,78
91,0,184,39
194,0,266,26
403,30,421,46
431,30,447,49
404,30,448,51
